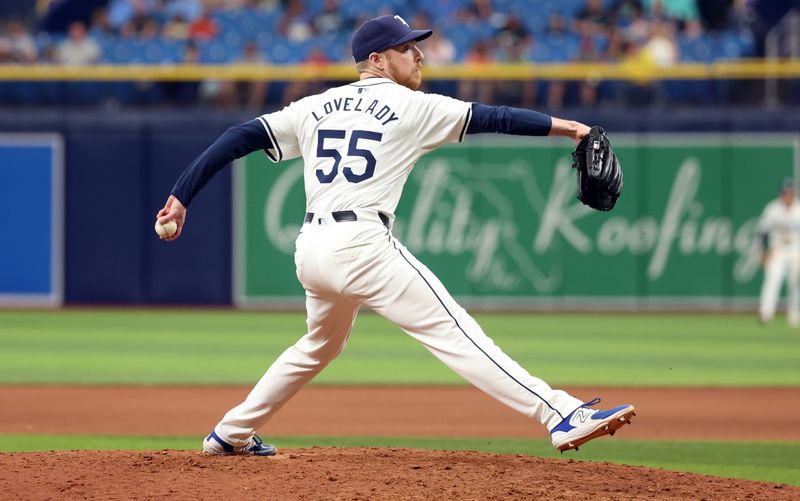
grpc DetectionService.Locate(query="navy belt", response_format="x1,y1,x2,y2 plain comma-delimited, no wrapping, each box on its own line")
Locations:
304,210,390,229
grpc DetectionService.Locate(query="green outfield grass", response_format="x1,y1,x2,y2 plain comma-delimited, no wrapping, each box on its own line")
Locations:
1,434,797,487
1,309,798,386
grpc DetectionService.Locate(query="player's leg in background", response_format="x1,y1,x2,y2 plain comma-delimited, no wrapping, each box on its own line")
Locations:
360,235,583,431
760,249,787,323
786,252,800,327
214,291,359,445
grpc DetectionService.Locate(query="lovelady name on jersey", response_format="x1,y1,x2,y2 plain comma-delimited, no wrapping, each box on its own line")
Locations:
310,97,400,126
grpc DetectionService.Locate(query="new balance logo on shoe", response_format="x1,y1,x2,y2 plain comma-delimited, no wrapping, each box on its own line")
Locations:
572,409,592,424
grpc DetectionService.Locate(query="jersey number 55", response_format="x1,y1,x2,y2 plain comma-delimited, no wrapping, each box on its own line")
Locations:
316,129,383,184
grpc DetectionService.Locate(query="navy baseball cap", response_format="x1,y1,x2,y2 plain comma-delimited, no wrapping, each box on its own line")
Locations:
781,178,795,192
351,15,433,63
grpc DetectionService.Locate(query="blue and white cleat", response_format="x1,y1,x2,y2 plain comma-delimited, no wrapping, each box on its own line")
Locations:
203,430,277,456
550,398,635,452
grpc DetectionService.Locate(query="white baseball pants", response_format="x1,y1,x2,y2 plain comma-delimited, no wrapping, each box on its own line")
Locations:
215,212,583,445
759,248,800,326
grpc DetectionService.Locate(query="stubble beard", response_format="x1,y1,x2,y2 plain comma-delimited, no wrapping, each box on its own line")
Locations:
406,68,422,90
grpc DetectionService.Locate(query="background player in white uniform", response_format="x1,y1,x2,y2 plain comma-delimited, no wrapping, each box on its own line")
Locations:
758,178,800,326
156,15,635,455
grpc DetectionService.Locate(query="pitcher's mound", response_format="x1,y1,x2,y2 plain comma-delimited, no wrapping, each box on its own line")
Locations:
1,447,797,500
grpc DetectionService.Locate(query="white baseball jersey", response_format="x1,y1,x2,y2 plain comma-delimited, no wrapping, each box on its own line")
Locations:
256,77,472,218
758,197,800,325
758,198,800,252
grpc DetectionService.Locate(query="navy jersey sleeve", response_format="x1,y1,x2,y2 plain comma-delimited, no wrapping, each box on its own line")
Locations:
171,119,272,207
466,103,552,136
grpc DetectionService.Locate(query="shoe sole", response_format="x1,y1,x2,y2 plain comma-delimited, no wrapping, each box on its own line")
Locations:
202,436,278,457
557,405,636,452
203,449,277,457
202,448,277,457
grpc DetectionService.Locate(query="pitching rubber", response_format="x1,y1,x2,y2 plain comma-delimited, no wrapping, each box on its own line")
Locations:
558,405,637,452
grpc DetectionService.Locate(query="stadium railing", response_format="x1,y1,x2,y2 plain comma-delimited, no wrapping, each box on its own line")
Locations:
1,59,799,81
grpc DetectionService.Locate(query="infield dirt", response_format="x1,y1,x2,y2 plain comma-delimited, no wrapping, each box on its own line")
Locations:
1,385,798,500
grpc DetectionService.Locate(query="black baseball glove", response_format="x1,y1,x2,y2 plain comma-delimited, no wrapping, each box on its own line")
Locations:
571,126,623,211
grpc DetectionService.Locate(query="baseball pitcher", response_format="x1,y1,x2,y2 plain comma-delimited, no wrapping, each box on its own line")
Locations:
156,15,635,455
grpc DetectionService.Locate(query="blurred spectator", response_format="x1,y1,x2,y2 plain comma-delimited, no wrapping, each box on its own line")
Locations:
463,39,494,63
683,18,704,39
0,20,38,63
188,9,219,40
726,0,752,31
543,13,573,110
610,0,643,25
455,0,496,25
312,0,347,36
614,17,680,106
219,40,269,111
161,40,207,105
491,15,535,107
139,17,162,40
607,26,637,60
452,0,503,32
163,13,191,40
282,46,329,104
611,0,642,19
546,13,570,38
56,21,101,66
117,0,158,38
640,19,680,66
496,43,537,107
458,39,495,103
495,15,532,53
423,29,456,66
575,0,613,36
454,2,479,24
644,0,700,24
36,0,57,17
130,0,159,34
165,0,203,23
278,0,314,42
108,0,156,32
410,11,454,66
90,7,116,38
645,0,703,36
576,36,604,106
617,2,651,45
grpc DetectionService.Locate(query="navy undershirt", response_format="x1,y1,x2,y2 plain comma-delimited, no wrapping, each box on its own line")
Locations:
171,103,552,207
170,119,271,207
466,103,552,136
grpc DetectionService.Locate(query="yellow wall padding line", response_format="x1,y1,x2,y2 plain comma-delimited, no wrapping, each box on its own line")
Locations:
1,59,799,82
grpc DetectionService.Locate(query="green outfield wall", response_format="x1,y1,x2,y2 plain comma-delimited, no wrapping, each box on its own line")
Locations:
235,134,799,309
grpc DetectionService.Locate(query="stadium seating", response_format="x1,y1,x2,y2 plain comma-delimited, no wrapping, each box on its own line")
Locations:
0,0,770,108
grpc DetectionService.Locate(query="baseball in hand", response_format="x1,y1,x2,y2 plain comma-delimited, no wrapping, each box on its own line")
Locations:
155,220,177,239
